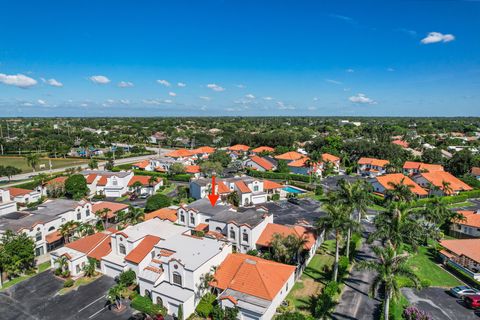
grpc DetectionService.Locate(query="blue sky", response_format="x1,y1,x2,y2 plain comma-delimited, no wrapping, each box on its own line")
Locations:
0,0,479,117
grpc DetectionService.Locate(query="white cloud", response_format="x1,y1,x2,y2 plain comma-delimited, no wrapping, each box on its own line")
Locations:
37,99,47,105
263,96,274,101
22,102,34,106
387,67,395,72
277,101,295,110
168,92,177,97
0,73,37,88
42,78,63,87
89,75,111,84
120,99,130,105
143,99,162,105
313,97,319,101
200,106,207,111
177,82,186,87
421,32,455,44
118,81,134,88
163,99,173,104
326,79,342,85
346,68,355,73
199,96,211,101
157,79,171,87
236,84,246,89
307,106,317,111
207,83,225,92
80,103,89,107
245,94,255,99
349,93,377,104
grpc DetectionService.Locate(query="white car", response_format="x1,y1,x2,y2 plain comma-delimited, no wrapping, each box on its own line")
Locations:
450,286,480,298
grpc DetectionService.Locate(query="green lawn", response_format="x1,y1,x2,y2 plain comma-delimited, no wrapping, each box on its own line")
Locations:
447,201,475,209
157,184,176,195
1,261,51,290
390,293,409,320
398,246,462,288
58,275,100,295
286,241,335,311
0,156,88,174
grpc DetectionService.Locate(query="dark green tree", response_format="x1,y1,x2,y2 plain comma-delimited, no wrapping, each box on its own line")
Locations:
65,174,89,200
145,194,171,212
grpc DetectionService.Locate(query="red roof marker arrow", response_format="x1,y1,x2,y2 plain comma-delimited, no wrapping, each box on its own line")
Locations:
208,175,219,207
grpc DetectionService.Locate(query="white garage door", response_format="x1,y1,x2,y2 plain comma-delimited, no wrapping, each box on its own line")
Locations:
103,264,123,278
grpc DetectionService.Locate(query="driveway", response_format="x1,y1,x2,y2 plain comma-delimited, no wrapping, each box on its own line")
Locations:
402,287,479,320
0,271,135,320
262,198,326,225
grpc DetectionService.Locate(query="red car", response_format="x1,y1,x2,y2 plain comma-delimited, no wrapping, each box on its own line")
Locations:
464,295,480,309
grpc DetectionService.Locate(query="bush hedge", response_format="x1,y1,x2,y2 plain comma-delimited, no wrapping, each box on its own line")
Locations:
246,169,311,183
131,295,166,316
195,293,216,318
113,168,192,182
63,278,74,288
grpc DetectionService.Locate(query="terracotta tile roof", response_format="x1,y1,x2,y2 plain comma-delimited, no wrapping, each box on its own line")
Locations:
159,249,175,257
45,230,62,244
7,187,34,197
249,155,274,171
185,165,201,174
88,236,112,260
471,167,480,176
144,208,177,222
194,223,209,232
144,266,163,274
263,180,283,190
92,201,129,218
165,149,194,158
275,151,304,161
235,181,252,193
322,153,340,163
419,171,472,194
212,253,296,301
192,146,216,154
440,238,480,264
287,157,310,168
86,174,98,184
251,146,275,153
358,157,390,167
124,235,161,264
128,175,156,187
456,210,480,228
132,160,150,169
46,176,67,185
256,223,317,250
375,173,428,196
155,166,167,173
206,230,227,240
403,161,444,172
228,144,250,152
392,140,409,148
217,181,231,194
96,175,108,186
66,232,111,255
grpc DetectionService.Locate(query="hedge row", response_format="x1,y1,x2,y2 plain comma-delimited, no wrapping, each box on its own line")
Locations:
372,189,480,208
246,169,311,183
131,295,166,316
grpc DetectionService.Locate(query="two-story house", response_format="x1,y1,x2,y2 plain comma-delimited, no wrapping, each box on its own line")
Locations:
357,157,390,177
402,161,444,176
82,170,134,198
413,171,472,196
0,199,94,256
450,210,480,238
6,187,42,205
0,189,17,216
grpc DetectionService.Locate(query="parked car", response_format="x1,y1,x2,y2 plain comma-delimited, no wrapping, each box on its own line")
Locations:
129,193,138,201
139,193,150,199
288,197,300,205
464,295,480,309
450,286,480,298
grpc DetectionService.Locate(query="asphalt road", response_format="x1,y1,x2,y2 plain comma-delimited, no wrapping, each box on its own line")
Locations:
332,222,382,320
402,287,479,320
0,271,135,320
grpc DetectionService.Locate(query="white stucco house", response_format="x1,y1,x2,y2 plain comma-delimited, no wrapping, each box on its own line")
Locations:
82,170,134,198
0,189,17,216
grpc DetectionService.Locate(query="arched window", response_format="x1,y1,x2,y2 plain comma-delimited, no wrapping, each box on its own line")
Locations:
172,272,182,286
215,227,222,233
242,231,249,242
156,297,163,306
190,216,195,225
35,232,42,242
180,214,185,222
119,244,126,255
48,226,55,232
145,289,151,300
229,227,235,239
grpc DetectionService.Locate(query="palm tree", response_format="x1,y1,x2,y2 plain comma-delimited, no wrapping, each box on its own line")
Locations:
58,221,79,243
369,202,422,253
83,258,97,277
76,222,95,237
55,255,69,274
441,180,453,195
25,153,40,172
88,158,98,169
126,206,145,225
358,245,419,320
386,178,415,203
316,203,358,282
148,176,158,187
95,208,112,230
131,181,143,195
107,284,125,310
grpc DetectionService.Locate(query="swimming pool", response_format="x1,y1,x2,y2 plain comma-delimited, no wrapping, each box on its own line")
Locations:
282,186,306,194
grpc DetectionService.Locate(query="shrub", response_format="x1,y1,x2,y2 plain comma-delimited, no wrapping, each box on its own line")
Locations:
402,306,432,320
63,278,74,288
420,279,431,288
315,185,323,196
276,311,313,320
54,268,62,276
65,174,89,200
118,269,136,286
145,194,172,212
195,293,216,318
323,281,340,297
338,256,350,278
62,270,70,278
131,295,166,316
271,193,280,201
246,249,258,256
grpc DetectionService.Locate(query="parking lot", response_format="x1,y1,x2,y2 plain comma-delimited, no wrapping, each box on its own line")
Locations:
262,198,326,225
0,271,135,320
402,287,479,319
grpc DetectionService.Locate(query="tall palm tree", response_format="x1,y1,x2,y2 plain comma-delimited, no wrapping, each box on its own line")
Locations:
95,208,112,230
126,206,145,225
131,181,143,195
441,180,453,195
55,255,69,274
107,284,125,310
358,245,419,320
369,202,422,253
316,203,358,282
58,221,79,243
76,222,95,238
83,258,97,277
25,153,40,172
386,178,415,203
148,175,158,187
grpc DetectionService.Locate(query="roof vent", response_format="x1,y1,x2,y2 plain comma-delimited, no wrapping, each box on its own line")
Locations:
245,259,257,265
